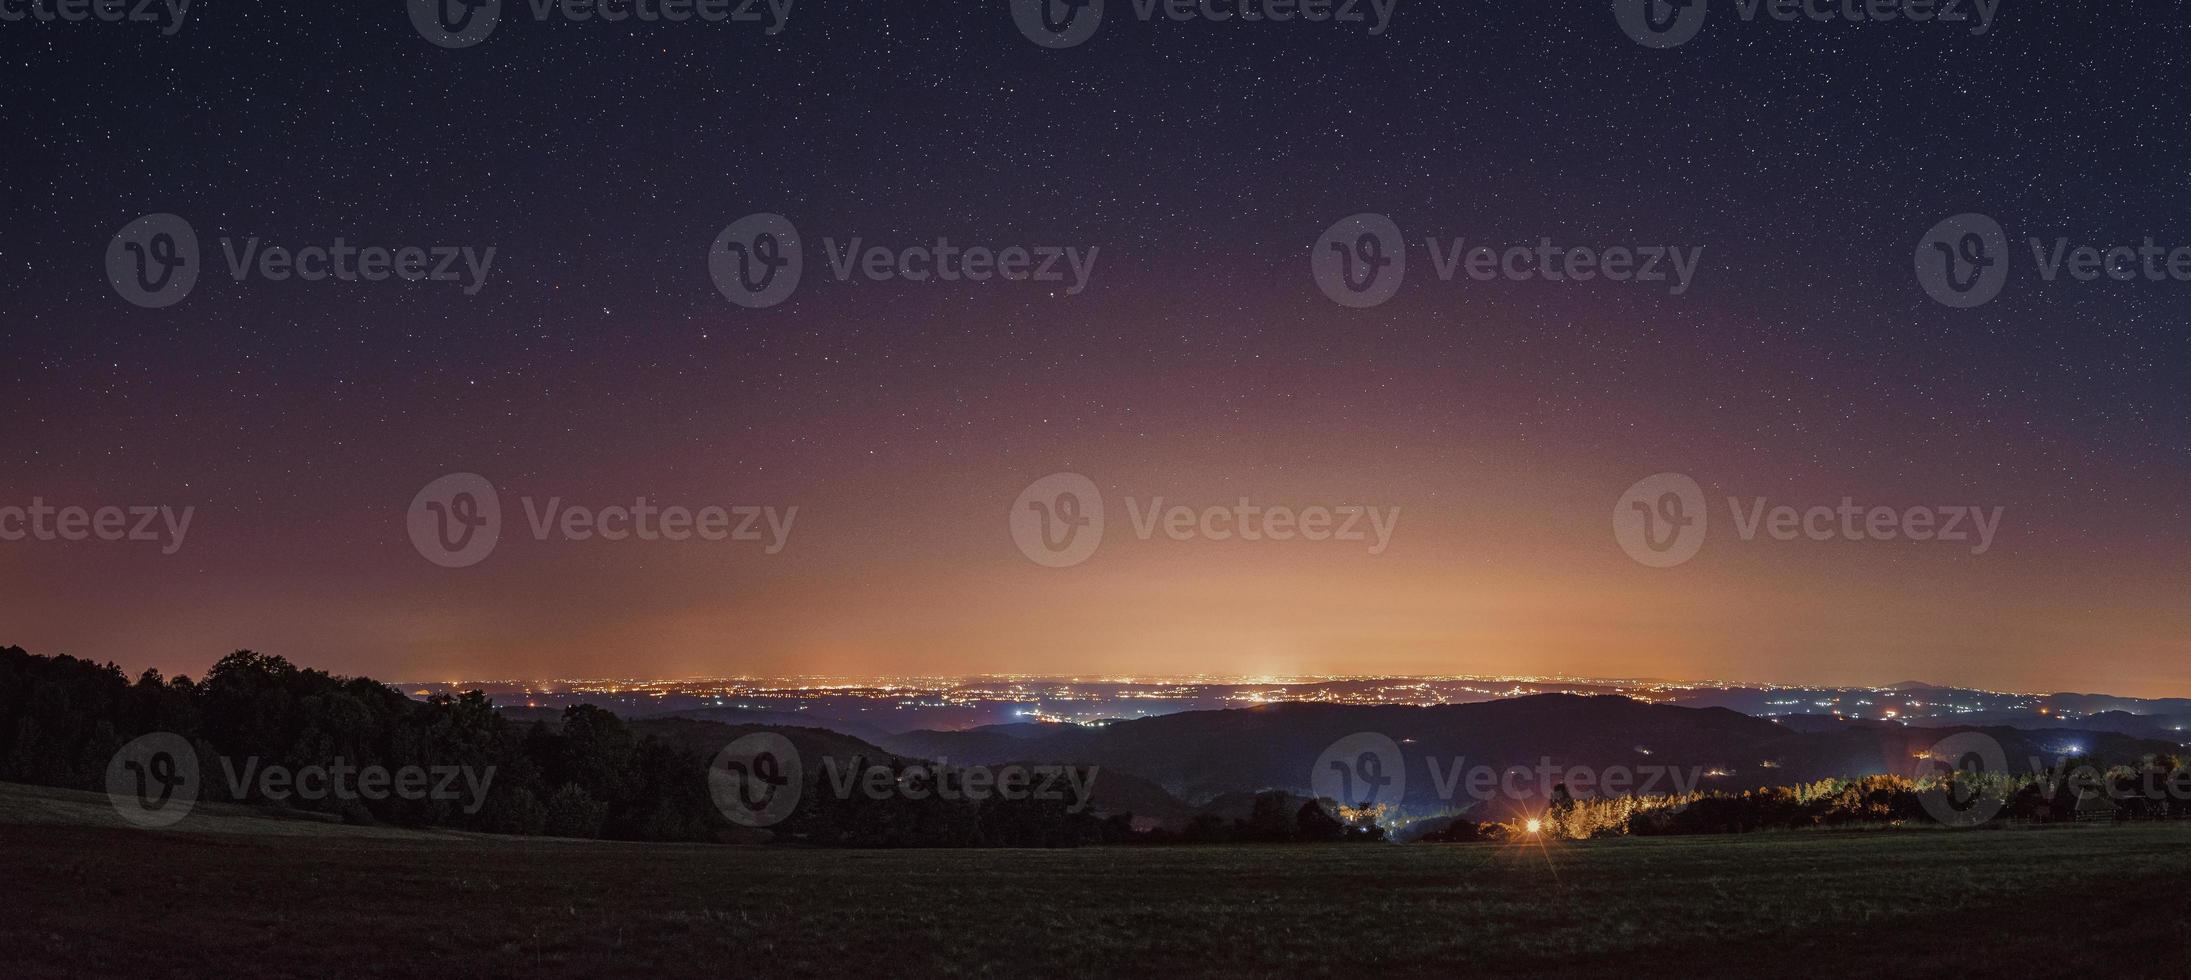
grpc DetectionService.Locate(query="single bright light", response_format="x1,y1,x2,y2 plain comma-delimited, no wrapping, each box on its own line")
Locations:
1525,818,1543,835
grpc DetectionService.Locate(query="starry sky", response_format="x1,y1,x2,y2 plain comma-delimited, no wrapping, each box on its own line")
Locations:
3,1,2189,694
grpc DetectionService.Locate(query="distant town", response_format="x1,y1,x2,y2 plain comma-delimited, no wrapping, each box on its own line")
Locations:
399,674,2191,739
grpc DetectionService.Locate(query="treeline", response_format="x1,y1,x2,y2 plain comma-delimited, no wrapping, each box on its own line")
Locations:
0,646,1097,846
16,646,2183,847
1420,765,2191,843
0,646,713,839
1140,792,1386,845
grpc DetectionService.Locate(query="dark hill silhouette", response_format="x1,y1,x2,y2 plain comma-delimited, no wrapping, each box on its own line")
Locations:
626,716,898,768
878,694,2184,807
885,694,1787,804
657,707,901,747
1899,708,2191,738
583,716,1201,821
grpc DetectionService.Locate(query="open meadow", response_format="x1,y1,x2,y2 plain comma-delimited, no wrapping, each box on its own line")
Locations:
2,783,2186,978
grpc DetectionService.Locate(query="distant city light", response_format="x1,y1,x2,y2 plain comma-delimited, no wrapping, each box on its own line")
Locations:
388,676,2186,751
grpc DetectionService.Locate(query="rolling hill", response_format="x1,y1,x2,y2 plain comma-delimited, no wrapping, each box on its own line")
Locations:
870,694,2184,810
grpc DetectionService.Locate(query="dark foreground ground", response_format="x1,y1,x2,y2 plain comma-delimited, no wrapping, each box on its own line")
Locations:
3,784,2188,979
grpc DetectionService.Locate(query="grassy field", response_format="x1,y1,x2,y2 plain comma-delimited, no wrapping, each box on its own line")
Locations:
3,783,2187,979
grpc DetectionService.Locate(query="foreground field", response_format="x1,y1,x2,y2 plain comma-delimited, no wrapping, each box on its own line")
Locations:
3,784,2188,979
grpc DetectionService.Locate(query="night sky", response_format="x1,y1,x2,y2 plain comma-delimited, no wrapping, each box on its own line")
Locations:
4,1,2189,694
